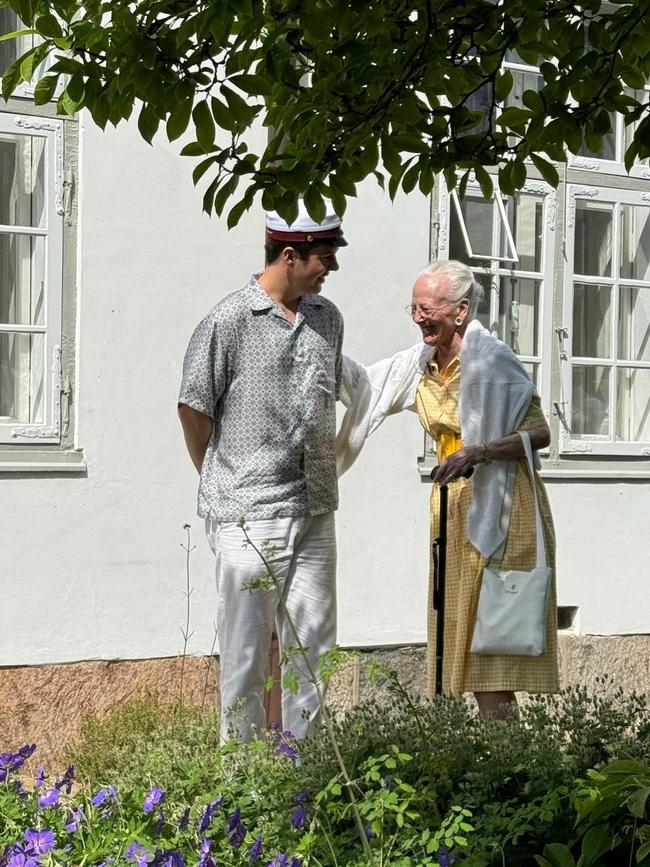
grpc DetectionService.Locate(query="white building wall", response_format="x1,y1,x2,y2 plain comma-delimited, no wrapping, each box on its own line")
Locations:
0,114,648,666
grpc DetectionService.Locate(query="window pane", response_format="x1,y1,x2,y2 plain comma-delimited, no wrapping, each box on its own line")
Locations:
578,112,617,161
0,331,45,424
619,286,650,362
453,195,494,259
572,283,611,358
521,361,539,388
0,233,46,326
617,368,650,441
620,203,650,280
574,202,613,277
503,69,543,112
499,276,540,355
503,195,542,271
0,132,46,228
473,271,493,332
571,365,610,437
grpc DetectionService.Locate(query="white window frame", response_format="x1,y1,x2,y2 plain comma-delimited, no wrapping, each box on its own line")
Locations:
0,112,64,444
438,176,556,419
561,184,650,456
0,8,62,101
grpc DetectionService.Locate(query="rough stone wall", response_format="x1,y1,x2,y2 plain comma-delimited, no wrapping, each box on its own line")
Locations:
2,634,648,773
0,656,218,773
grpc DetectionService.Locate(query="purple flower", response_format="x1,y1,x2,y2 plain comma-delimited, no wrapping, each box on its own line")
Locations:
248,836,263,864
153,850,185,867
143,787,165,814
437,845,456,867
23,829,55,856
0,752,24,774
273,733,298,764
18,745,36,759
65,807,85,833
294,790,310,805
228,808,247,849
364,826,376,840
291,806,307,829
178,808,190,832
198,796,223,834
266,856,299,867
55,765,75,794
13,780,27,801
38,788,60,808
197,839,214,867
91,786,117,808
35,768,46,788
7,855,38,867
124,842,154,867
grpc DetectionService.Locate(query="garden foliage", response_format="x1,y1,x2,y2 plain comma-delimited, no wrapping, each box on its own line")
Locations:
2,677,649,866
2,0,650,222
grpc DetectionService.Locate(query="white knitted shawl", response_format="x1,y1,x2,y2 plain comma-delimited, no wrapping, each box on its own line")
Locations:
336,320,537,558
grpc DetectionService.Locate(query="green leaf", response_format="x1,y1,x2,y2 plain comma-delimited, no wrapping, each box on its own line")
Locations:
627,786,650,819
495,68,513,102
213,176,239,216
474,164,493,200
541,843,576,867
33,74,58,105
637,840,650,862
0,27,37,42
193,100,215,150
35,13,62,38
210,96,237,132
579,824,612,866
2,58,23,100
167,99,193,142
229,73,272,96
138,104,160,145
189,154,218,185
531,153,560,187
498,106,533,129
304,187,326,223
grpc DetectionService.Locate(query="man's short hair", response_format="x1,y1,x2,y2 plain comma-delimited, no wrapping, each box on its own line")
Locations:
264,237,337,266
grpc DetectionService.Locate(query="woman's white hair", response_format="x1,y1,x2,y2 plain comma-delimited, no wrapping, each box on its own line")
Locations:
417,260,484,319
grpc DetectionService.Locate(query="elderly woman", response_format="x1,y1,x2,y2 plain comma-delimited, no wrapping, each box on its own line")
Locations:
338,260,559,717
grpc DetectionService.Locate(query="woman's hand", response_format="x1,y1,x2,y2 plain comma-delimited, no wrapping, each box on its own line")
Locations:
432,444,483,485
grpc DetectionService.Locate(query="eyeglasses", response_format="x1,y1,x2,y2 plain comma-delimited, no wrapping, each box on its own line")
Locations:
405,301,452,318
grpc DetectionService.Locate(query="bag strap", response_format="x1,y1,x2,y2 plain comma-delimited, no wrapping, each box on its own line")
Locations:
518,430,546,570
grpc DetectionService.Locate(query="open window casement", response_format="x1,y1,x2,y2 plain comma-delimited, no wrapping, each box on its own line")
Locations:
0,113,64,444
0,7,62,101
561,185,650,455
450,188,519,263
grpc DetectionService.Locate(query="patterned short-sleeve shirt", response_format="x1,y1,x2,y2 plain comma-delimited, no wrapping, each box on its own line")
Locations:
178,275,344,521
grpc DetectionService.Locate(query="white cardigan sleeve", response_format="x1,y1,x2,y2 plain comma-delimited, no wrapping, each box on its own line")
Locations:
336,343,431,476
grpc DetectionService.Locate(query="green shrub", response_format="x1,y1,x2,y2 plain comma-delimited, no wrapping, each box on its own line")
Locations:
3,678,649,867
63,694,222,803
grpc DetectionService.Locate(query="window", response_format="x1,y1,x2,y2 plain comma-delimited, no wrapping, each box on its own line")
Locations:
0,113,64,444
562,186,650,455
0,8,60,101
438,177,556,411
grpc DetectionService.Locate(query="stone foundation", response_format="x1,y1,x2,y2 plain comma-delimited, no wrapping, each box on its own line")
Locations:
2,634,648,772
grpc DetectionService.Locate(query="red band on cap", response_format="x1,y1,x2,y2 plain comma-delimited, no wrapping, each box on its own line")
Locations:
266,227,344,242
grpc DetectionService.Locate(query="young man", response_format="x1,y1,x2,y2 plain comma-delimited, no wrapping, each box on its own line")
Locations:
178,205,346,741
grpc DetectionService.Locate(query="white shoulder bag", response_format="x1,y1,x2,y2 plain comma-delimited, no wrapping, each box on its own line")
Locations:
470,430,552,657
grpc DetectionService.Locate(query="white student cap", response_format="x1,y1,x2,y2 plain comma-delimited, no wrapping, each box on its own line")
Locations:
266,200,347,246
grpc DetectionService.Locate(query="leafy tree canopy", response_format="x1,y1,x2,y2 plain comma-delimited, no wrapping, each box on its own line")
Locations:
2,0,650,225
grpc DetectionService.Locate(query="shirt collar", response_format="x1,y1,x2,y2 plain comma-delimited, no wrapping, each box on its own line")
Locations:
246,275,324,312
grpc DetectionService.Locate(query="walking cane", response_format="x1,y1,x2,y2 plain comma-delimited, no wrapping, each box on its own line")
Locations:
431,482,448,696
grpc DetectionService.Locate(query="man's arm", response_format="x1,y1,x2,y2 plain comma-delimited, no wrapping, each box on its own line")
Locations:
178,404,213,473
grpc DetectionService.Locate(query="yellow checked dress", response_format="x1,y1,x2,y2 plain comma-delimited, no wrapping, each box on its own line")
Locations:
416,356,559,696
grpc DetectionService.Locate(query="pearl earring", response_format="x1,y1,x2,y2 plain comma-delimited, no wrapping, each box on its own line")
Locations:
455,317,463,326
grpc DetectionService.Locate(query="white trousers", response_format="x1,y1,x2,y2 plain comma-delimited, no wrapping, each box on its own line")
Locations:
206,513,337,742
